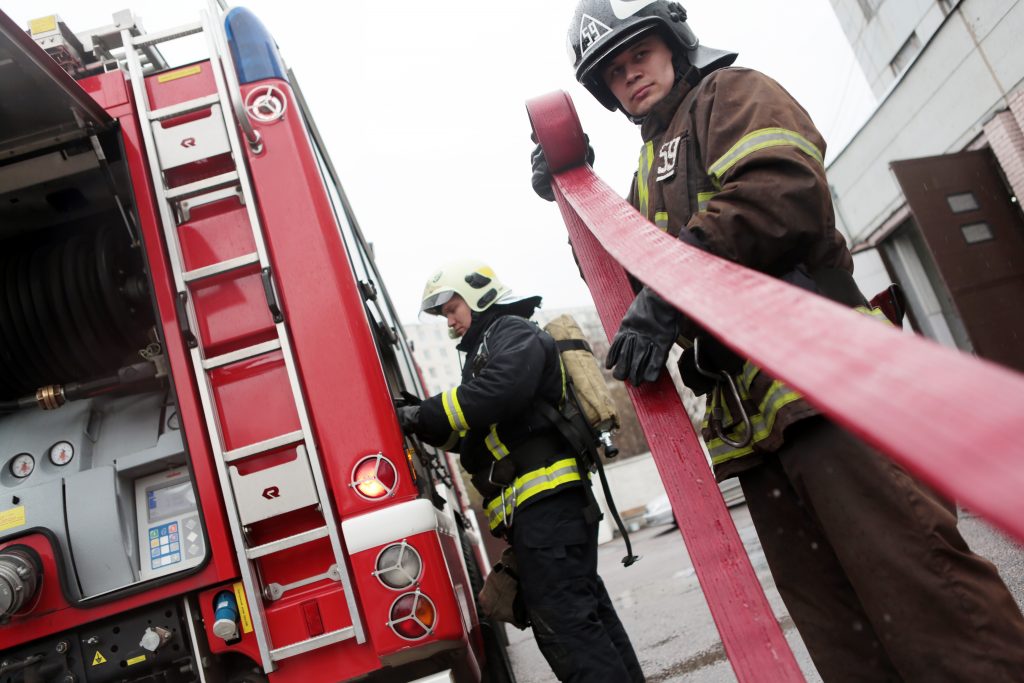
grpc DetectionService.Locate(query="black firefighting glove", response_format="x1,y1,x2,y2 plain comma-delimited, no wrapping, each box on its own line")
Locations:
394,391,422,408
530,133,594,202
606,287,682,387
396,405,421,435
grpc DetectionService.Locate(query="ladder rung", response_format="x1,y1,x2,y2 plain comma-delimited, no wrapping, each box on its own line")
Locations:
150,94,221,122
223,430,305,463
246,526,330,560
271,627,355,662
183,252,259,283
203,340,282,370
165,171,240,201
134,21,203,48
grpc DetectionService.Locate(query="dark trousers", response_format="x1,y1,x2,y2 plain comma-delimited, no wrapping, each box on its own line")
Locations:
739,417,1024,682
512,488,644,683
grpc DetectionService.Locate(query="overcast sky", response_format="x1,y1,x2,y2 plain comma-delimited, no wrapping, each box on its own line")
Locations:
4,0,876,324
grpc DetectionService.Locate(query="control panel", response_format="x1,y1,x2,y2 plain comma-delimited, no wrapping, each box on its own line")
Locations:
135,467,205,580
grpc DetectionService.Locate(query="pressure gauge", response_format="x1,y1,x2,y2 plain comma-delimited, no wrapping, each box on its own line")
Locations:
9,453,34,479
49,441,74,466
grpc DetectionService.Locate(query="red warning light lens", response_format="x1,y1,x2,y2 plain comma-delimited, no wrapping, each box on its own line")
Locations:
351,455,398,500
388,591,436,640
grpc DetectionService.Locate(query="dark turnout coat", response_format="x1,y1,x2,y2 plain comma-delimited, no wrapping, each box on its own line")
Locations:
417,308,582,533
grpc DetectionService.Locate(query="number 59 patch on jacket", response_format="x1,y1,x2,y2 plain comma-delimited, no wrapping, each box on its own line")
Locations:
656,136,681,181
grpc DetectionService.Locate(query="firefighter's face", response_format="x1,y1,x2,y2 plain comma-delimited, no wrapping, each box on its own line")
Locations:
601,34,676,117
442,295,472,338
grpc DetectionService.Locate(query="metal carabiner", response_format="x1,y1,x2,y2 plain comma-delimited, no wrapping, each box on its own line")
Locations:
498,484,517,529
693,337,753,449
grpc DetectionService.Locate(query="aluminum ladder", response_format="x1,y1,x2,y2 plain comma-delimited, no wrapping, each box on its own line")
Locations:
119,8,364,672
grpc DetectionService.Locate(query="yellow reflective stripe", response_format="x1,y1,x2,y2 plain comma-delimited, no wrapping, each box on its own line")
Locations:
739,361,758,393
485,424,510,461
485,458,581,529
856,305,893,325
654,211,669,231
697,191,717,212
636,141,654,219
705,378,802,464
708,128,823,187
439,431,461,451
441,388,468,431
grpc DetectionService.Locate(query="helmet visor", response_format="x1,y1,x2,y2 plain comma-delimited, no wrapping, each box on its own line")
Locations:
420,289,454,316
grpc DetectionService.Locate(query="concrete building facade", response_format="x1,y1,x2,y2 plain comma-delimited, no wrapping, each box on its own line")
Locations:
826,0,1024,371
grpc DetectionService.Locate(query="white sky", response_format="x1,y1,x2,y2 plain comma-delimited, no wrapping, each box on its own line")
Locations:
4,0,876,324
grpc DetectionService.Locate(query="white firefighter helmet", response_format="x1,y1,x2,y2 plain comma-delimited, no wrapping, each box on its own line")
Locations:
566,0,737,111
420,260,511,315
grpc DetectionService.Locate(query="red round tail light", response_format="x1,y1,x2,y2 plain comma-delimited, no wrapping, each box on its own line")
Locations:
388,591,436,640
350,454,398,500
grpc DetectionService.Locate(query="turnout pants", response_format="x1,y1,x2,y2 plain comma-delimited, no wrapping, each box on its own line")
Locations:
739,417,1024,682
512,488,644,683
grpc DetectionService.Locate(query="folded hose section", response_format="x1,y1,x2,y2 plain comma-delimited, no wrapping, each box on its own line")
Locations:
528,89,1024,682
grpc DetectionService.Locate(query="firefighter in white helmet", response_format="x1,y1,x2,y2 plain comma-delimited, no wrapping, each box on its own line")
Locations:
531,1,1024,680
397,260,644,682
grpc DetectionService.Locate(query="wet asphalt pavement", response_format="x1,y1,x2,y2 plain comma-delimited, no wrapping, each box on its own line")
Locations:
504,504,1024,682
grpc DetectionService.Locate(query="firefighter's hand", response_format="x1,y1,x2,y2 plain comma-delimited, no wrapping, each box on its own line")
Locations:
678,335,742,396
606,287,681,386
531,133,594,202
396,405,421,435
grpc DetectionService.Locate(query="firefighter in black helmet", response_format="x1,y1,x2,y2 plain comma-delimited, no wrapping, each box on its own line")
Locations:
397,260,644,682
532,1,1024,680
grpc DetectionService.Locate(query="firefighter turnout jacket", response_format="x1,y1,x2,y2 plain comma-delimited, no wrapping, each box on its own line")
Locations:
416,308,583,534
628,66,862,479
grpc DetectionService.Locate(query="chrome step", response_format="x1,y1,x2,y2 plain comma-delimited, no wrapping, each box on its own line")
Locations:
203,340,282,370
245,526,330,560
223,430,304,464
134,21,203,47
150,94,221,122
165,171,240,201
183,252,259,282
271,627,356,662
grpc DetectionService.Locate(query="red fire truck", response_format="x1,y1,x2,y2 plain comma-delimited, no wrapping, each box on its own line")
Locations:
0,4,512,682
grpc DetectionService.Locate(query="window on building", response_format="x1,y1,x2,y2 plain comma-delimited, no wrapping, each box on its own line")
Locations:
946,192,980,214
890,32,921,76
960,222,994,244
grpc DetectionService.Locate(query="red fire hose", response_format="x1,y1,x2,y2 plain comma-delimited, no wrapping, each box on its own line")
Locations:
527,89,1024,682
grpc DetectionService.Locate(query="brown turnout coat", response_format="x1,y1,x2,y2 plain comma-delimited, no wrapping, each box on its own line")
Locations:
626,66,855,478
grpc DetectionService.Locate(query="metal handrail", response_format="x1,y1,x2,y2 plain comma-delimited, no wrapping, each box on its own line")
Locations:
205,0,262,153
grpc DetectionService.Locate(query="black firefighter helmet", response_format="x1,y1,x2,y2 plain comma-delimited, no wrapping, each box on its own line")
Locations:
567,0,738,111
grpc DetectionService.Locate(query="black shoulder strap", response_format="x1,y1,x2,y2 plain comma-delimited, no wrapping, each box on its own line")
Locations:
534,396,639,568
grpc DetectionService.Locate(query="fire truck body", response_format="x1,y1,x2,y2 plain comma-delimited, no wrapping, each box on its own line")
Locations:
0,5,498,682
